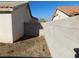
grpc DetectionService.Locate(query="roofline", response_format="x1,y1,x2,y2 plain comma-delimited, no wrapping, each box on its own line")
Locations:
52,8,71,21
0,2,28,13
57,8,71,17
13,2,28,10
0,11,12,13
52,8,57,20
27,2,35,19
27,3,39,22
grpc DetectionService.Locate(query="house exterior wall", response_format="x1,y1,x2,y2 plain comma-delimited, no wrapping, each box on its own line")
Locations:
12,5,24,42
0,14,13,43
0,3,32,43
53,10,69,21
12,4,32,42
0,3,34,43
24,4,32,23
14,3,31,23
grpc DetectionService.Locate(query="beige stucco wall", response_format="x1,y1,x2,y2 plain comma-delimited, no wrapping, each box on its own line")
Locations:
0,8,25,43
13,3,31,23
0,14,13,43
53,10,69,21
12,4,25,42
0,3,33,43
12,3,32,42
24,4,32,23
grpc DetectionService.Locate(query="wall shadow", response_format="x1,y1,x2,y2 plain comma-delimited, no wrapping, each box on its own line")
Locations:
15,23,43,42
74,48,79,58
15,18,43,42
24,21,43,37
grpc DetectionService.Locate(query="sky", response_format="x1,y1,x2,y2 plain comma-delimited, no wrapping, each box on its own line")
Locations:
29,1,79,21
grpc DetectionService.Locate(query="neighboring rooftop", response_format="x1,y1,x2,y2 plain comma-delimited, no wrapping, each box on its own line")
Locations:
57,6,79,16
0,1,28,11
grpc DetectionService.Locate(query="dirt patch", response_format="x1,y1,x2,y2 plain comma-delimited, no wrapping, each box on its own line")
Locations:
0,36,51,58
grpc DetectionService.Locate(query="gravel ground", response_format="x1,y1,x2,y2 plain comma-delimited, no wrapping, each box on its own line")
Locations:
0,36,51,58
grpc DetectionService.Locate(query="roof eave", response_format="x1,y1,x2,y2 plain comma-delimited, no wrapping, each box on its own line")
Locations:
0,8,13,13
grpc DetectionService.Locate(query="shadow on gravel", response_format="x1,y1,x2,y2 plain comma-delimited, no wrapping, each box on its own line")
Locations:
14,35,37,42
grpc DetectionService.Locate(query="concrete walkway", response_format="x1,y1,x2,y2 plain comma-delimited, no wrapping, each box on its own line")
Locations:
41,16,79,58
